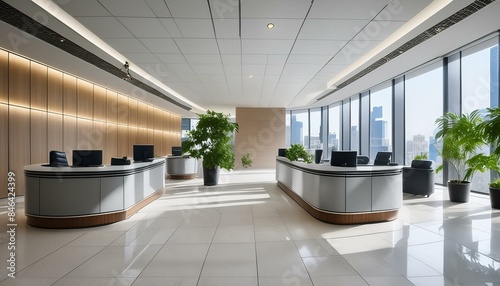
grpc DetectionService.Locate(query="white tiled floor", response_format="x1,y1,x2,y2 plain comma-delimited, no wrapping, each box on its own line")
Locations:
1,169,500,285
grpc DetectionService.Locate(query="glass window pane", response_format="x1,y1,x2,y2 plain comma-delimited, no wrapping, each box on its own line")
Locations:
350,95,359,151
291,109,309,148
461,39,498,193
328,103,341,159
286,111,291,147
405,62,443,183
309,108,322,150
370,83,392,161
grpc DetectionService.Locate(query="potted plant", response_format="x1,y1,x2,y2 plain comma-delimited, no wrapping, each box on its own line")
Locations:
435,110,490,202
182,110,239,186
241,153,252,168
480,107,500,208
285,144,313,163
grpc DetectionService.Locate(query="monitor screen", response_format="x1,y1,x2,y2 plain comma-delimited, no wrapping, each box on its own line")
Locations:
133,144,154,162
72,150,103,167
172,146,182,156
330,150,357,167
374,151,392,165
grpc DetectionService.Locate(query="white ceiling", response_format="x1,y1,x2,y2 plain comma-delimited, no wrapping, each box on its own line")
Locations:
3,0,500,117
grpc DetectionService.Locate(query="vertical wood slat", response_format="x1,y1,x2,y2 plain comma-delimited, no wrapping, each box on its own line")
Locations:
106,123,118,161
9,106,30,195
63,116,77,164
77,79,93,119
9,54,30,107
0,50,8,103
31,110,48,164
93,121,106,154
93,85,107,121
47,68,63,113
30,61,47,111
128,126,137,158
107,90,118,123
47,113,63,153
0,104,8,198
137,101,148,128
117,94,129,125
63,74,77,116
117,125,128,157
128,98,138,127
77,118,93,149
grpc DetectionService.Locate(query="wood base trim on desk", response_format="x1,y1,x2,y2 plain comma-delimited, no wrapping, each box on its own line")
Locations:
26,189,165,228
277,181,398,225
168,174,196,180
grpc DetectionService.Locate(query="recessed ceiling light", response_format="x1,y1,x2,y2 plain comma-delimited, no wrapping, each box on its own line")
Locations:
249,74,253,79
267,23,274,29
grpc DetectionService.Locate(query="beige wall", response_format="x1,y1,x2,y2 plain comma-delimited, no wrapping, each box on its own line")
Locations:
0,49,181,198
235,107,286,169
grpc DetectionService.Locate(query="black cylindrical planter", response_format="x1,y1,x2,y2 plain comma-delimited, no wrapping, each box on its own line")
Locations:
203,166,220,186
314,149,323,164
490,187,500,209
447,181,471,203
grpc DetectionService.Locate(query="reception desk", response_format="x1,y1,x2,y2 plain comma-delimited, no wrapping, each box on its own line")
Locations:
276,157,402,224
165,156,197,179
24,159,165,228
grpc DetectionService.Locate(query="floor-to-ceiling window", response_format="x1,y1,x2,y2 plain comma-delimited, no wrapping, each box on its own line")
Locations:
309,108,322,150
290,109,309,148
461,38,499,193
369,82,392,161
350,95,360,151
405,62,444,183
328,103,342,159
285,111,291,147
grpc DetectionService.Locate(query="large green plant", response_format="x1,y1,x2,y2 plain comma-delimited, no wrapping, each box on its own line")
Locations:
182,110,239,170
285,144,313,164
481,107,500,156
435,110,489,182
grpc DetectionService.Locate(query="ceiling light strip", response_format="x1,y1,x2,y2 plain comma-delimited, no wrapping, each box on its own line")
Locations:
319,0,495,100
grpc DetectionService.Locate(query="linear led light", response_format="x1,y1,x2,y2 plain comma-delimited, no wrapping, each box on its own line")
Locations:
31,0,206,113
327,0,453,89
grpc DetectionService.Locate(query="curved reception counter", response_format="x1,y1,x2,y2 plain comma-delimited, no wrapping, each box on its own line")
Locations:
165,156,198,179
276,157,402,224
24,159,165,228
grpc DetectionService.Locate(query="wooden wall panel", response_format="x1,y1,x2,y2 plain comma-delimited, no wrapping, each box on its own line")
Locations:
47,68,63,113
9,54,30,107
107,90,118,123
77,118,93,149
93,121,106,152
117,125,129,157
93,85,106,121
148,130,154,147
129,98,138,127
162,132,169,155
147,105,155,130
137,101,148,128
0,50,7,103
0,104,8,198
77,79,93,119
154,108,163,130
63,74,77,116
154,130,163,156
63,116,77,164
128,126,137,158
47,113,63,152
9,106,30,195
235,107,286,169
31,62,47,110
31,110,48,164
106,123,118,161
117,94,129,125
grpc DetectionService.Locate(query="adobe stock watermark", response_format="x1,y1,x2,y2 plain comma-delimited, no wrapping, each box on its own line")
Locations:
340,0,405,64
6,171,17,278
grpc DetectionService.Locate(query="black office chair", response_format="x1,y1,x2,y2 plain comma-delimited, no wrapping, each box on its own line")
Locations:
403,160,435,197
374,151,392,165
48,150,69,167
357,155,369,165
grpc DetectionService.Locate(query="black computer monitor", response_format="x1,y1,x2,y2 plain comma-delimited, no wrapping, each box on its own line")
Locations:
133,144,154,162
72,150,103,167
172,146,182,156
330,150,357,167
374,151,392,165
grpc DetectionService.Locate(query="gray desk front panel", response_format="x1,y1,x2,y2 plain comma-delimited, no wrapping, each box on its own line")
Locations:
371,175,402,211
101,177,124,212
40,178,100,216
345,177,371,212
